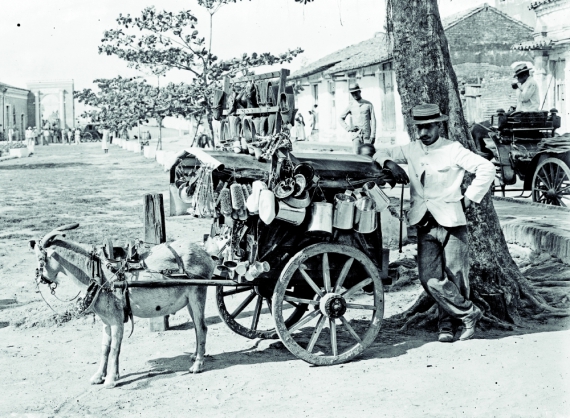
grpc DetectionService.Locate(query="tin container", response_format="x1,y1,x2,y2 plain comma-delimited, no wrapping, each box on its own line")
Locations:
354,196,377,234
363,181,391,212
307,202,333,235
333,193,356,230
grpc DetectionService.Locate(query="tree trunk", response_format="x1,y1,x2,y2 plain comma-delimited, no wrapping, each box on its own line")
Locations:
386,0,562,326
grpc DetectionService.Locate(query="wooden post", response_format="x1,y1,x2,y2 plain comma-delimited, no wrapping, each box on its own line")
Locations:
144,193,169,332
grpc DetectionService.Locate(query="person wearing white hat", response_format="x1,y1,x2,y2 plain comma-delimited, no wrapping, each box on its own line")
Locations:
373,103,495,343
339,82,377,154
511,63,539,112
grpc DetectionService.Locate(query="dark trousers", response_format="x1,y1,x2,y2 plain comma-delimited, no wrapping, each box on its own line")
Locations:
417,222,477,331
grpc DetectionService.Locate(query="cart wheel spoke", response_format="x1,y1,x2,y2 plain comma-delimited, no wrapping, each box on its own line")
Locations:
345,302,377,311
230,291,256,319
307,314,326,353
340,316,362,344
265,297,272,315
298,266,324,297
330,319,338,356
342,278,373,298
222,286,251,297
322,253,331,293
251,295,263,331
334,257,354,293
538,172,551,188
284,295,319,306
289,309,321,333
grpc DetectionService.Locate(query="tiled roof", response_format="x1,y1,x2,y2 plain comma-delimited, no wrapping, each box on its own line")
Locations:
529,0,560,10
291,34,391,79
442,3,533,31
512,37,554,50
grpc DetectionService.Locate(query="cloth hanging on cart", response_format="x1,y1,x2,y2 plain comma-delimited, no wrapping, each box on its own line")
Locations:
279,93,296,125
212,89,225,121
255,81,270,106
228,115,242,139
242,116,256,142
267,113,278,136
227,90,237,115
253,117,268,137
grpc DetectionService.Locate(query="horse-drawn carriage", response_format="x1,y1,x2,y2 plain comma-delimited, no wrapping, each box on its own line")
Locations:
472,109,570,206
170,148,394,365
80,124,102,142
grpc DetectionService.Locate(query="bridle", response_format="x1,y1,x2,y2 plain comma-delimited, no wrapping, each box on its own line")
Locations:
34,238,81,304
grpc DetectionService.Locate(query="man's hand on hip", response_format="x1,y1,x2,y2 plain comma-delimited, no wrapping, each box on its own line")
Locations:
384,160,409,184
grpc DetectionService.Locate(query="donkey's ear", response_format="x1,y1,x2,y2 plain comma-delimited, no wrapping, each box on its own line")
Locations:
29,240,36,250
56,223,80,232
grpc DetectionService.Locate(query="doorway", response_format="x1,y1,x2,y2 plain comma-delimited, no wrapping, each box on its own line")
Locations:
380,61,396,131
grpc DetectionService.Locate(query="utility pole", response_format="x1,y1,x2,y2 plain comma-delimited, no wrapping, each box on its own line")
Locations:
157,75,163,151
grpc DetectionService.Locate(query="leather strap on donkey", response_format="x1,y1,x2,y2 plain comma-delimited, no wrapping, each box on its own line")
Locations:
165,243,185,274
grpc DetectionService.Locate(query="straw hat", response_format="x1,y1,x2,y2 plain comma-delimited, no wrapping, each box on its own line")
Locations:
348,82,361,93
411,104,449,125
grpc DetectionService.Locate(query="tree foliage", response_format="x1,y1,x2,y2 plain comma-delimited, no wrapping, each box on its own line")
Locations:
74,77,203,133
98,4,303,137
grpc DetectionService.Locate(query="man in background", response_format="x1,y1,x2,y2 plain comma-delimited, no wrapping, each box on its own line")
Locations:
339,82,376,154
511,63,539,112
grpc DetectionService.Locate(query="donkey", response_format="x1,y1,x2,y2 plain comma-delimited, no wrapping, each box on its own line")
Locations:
30,223,215,388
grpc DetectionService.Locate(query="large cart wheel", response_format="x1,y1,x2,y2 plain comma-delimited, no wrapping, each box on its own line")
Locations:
216,282,308,340
532,157,570,207
83,132,93,142
272,243,384,366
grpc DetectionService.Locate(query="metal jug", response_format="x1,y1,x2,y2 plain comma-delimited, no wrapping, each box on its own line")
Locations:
354,196,377,234
363,181,391,212
307,202,333,235
333,193,356,230
275,200,306,225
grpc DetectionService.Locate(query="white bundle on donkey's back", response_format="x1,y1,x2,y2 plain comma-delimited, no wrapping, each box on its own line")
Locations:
30,223,215,388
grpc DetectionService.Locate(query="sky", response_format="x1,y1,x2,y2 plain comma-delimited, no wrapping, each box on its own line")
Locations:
0,0,487,92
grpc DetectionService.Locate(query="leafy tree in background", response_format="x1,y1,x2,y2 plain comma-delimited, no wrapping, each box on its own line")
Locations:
75,77,203,148
98,3,303,144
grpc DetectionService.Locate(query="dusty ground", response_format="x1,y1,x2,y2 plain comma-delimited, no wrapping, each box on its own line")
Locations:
0,142,569,418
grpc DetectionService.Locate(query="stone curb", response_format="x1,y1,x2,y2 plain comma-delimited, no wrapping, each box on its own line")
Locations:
492,195,570,212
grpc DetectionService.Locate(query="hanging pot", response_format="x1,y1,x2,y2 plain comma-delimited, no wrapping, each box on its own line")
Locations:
333,193,356,230
275,201,306,225
363,181,390,212
307,202,333,235
354,196,377,234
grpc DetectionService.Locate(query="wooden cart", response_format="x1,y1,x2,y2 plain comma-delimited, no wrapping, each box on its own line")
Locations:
171,151,394,365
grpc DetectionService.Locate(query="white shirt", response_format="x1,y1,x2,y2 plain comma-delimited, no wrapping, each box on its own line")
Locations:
516,76,540,112
373,137,495,227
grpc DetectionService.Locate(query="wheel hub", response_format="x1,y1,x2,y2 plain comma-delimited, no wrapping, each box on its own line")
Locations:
319,293,347,319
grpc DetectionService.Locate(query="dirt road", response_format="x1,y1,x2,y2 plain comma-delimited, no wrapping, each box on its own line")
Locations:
1,143,568,417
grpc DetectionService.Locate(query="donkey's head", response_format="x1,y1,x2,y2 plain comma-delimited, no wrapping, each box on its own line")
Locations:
29,223,81,287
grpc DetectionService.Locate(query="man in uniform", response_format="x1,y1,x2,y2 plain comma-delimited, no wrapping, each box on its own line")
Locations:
512,63,539,112
339,82,376,154
374,103,495,342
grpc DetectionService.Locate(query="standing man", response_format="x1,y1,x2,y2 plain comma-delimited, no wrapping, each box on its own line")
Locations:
25,127,35,154
339,82,376,154
374,104,495,342
74,127,81,145
511,64,539,112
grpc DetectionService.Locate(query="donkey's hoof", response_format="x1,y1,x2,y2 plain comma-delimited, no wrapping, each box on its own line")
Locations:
103,380,117,389
90,375,105,385
189,361,204,374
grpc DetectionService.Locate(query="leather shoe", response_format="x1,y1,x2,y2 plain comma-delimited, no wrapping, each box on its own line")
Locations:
459,307,483,341
438,330,454,343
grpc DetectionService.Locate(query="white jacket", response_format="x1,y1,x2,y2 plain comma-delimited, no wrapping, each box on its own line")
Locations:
373,138,495,227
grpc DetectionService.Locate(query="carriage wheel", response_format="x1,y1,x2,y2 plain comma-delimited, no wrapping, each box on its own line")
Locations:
216,282,308,340
532,157,570,207
83,132,93,142
272,243,384,366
